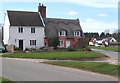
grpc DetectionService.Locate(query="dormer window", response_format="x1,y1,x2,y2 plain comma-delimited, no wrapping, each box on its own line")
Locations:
58,30,66,36
74,31,80,36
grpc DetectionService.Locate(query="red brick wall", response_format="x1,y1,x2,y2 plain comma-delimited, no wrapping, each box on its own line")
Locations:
44,36,80,48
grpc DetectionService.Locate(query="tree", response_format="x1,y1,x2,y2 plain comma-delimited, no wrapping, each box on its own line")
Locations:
93,33,99,38
100,32,106,38
106,33,112,37
84,32,99,39
48,36,59,49
78,38,89,48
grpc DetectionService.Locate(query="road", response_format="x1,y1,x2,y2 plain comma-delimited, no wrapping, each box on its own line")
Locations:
2,58,118,81
91,49,119,61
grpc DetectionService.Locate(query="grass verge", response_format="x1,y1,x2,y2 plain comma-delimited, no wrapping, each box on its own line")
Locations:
0,77,13,83
43,61,120,76
2,51,108,60
89,46,120,52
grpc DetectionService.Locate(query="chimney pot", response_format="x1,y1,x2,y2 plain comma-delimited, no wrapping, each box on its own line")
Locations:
39,3,41,6
38,3,46,18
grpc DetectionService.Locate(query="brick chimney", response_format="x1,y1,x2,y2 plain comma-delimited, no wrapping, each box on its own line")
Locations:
38,3,46,18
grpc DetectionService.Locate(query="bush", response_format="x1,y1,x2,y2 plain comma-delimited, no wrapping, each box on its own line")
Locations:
48,36,59,49
67,46,76,51
78,38,89,48
14,47,22,51
80,46,91,51
39,47,45,50
25,48,30,51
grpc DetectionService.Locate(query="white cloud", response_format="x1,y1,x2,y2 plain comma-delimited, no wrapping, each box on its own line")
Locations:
67,11,78,16
97,14,107,17
0,0,119,8
74,0,119,8
81,18,118,34
86,18,95,22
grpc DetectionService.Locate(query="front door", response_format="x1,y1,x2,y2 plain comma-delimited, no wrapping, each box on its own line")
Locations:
66,41,70,48
19,40,23,50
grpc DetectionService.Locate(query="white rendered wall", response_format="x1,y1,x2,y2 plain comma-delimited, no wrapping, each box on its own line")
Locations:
3,12,10,45
9,26,45,50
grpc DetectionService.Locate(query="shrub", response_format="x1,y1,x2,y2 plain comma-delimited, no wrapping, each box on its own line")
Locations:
14,47,22,51
25,48,30,51
39,47,45,50
67,46,76,51
80,46,91,51
78,38,89,48
48,36,59,49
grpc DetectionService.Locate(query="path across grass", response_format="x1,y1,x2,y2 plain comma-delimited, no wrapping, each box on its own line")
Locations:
89,46,119,52
43,61,120,76
2,51,108,60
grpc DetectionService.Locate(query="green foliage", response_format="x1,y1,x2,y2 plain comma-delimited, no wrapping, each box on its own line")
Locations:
79,46,91,51
2,51,107,60
25,48,30,51
78,38,89,48
14,47,22,51
43,61,120,76
100,32,106,38
67,46,76,51
48,36,59,49
106,33,112,37
84,32,99,39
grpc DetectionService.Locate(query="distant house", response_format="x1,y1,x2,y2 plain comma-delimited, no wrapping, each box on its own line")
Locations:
89,38,96,46
3,3,85,50
102,37,118,46
89,38,103,46
89,37,118,47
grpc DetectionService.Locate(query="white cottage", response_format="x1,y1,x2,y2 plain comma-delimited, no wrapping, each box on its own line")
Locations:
3,10,45,50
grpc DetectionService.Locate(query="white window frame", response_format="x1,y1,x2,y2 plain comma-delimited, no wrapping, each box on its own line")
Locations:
31,27,35,33
74,31,80,36
30,40,36,46
59,40,64,47
18,27,23,33
58,30,66,36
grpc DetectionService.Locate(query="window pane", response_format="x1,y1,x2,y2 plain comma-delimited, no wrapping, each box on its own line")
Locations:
31,28,35,33
21,28,23,33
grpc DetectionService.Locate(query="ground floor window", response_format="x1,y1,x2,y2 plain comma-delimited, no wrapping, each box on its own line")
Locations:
59,40,64,47
30,40,36,46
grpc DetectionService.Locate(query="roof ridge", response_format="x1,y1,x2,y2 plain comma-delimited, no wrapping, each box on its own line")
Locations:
46,18,78,21
7,10,37,13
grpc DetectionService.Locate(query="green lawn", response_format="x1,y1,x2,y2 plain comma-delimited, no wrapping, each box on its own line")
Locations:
43,61,120,76
89,46,120,52
0,77,13,83
2,51,108,60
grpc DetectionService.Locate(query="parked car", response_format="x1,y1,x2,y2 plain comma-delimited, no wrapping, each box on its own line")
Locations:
0,46,7,53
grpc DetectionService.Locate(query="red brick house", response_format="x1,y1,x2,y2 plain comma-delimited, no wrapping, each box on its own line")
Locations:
38,3,85,48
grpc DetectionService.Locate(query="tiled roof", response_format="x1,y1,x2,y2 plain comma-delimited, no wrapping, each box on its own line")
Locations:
44,18,85,38
7,10,44,26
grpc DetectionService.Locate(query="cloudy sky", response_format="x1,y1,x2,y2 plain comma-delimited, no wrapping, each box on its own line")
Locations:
0,0,119,34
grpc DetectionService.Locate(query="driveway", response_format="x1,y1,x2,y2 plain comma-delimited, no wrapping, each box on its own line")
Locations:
2,58,118,81
91,49,118,60
91,49,119,65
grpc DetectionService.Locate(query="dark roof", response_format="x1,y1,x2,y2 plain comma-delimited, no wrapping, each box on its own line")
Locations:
96,38,103,40
7,10,44,26
44,18,85,38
